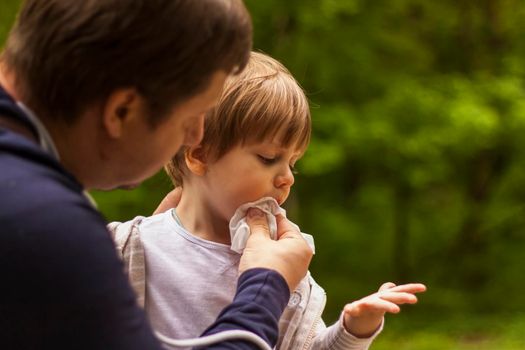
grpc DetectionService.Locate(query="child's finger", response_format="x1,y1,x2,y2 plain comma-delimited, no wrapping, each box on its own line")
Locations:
378,282,396,291
378,291,418,304
383,283,427,294
344,298,400,316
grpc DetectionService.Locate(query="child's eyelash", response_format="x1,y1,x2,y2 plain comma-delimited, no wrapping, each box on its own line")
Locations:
257,155,277,165
258,155,299,174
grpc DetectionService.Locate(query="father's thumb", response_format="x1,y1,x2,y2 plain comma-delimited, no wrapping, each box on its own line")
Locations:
245,208,271,239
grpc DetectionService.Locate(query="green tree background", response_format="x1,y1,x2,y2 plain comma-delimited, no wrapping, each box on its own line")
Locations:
3,1,525,348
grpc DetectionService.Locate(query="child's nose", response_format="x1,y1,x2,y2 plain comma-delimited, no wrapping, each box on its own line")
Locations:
275,166,295,188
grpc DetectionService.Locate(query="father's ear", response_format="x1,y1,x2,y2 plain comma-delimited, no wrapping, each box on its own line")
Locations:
102,88,142,138
185,146,208,176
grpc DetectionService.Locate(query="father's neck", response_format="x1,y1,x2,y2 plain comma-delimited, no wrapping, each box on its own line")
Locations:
0,62,20,100
0,62,100,189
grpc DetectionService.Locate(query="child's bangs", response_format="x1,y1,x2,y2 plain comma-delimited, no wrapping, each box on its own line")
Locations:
241,78,311,152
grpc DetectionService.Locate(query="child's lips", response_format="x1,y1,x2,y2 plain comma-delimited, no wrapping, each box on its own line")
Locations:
274,196,285,206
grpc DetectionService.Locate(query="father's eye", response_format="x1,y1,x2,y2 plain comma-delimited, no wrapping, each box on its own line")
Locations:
257,155,277,165
289,164,299,175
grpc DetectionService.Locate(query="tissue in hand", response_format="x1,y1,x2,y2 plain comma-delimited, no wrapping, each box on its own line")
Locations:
228,197,315,254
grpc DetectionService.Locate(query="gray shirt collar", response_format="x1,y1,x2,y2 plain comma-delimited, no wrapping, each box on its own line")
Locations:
16,102,97,208
16,102,60,161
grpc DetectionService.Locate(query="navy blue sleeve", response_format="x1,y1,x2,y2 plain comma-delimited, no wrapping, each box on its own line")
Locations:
0,179,164,350
200,268,290,349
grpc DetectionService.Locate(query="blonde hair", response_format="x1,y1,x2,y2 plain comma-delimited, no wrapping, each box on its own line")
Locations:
165,51,311,186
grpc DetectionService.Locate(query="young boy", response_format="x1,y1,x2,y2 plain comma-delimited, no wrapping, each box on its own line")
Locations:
110,52,426,349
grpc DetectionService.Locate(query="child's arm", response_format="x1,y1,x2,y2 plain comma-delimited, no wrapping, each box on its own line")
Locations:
343,282,427,338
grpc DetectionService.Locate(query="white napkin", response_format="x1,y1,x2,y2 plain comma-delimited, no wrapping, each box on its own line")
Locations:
229,197,315,254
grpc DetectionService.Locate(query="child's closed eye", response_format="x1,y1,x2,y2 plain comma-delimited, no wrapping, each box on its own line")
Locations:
257,154,299,175
257,154,278,165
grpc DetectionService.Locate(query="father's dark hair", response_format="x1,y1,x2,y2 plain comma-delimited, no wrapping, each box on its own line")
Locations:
2,0,252,125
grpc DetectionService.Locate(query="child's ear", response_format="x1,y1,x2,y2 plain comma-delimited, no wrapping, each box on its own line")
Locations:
185,146,208,176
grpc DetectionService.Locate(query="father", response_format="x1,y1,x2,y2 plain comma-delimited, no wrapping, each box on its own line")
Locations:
0,1,312,349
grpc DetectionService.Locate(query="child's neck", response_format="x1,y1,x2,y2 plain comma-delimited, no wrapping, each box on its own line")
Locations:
174,187,231,245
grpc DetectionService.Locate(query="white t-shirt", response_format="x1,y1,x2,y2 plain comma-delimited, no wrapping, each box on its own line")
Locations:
140,210,240,342
138,209,380,350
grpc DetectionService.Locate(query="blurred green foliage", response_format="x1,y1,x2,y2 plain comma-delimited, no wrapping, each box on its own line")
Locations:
3,0,525,348
245,0,525,320
0,1,18,42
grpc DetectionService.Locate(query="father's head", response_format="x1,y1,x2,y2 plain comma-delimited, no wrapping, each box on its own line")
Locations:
1,0,252,189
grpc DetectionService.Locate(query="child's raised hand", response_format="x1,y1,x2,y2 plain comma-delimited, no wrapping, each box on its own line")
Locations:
342,282,426,338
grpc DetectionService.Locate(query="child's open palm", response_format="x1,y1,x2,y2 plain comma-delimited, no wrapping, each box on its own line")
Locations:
342,282,427,338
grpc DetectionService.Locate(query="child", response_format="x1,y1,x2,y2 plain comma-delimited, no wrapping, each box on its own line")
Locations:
109,52,426,349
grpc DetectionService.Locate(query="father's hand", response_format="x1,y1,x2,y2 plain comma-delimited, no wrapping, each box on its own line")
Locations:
153,187,182,214
239,208,313,292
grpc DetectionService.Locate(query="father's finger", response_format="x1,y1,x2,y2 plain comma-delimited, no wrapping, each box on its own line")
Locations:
153,187,183,214
275,214,300,239
245,208,271,238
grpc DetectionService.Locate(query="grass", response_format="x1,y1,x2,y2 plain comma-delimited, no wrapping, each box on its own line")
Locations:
370,312,525,350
